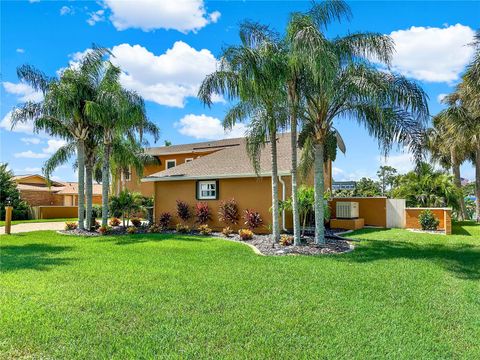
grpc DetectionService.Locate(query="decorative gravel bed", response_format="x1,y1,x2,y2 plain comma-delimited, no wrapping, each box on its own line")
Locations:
213,228,353,256
59,227,353,256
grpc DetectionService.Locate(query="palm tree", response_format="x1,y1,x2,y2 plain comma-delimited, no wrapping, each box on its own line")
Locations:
198,22,287,242
12,48,109,229
428,111,473,220
290,1,429,244
84,63,159,227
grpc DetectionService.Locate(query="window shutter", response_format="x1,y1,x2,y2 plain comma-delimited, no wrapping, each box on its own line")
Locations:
215,180,219,200
195,181,199,200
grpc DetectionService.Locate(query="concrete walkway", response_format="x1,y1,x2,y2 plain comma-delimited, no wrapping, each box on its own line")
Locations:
0,222,66,234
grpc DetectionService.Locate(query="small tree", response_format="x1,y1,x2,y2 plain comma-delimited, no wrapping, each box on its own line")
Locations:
418,210,440,231
0,163,29,220
109,190,142,227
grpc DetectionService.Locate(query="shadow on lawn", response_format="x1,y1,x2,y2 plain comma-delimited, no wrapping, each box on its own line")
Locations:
101,233,209,246
342,230,480,280
0,243,74,273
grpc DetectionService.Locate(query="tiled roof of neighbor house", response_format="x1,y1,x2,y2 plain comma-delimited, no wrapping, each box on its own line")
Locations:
143,133,295,181
56,182,102,195
145,137,244,156
14,174,102,195
17,184,65,192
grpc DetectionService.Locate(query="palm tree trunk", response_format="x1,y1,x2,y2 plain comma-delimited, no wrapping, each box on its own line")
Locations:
314,141,325,245
271,130,280,243
102,144,111,227
85,164,93,230
289,91,301,245
475,142,480,223
77,140,85,230
451,150,466,221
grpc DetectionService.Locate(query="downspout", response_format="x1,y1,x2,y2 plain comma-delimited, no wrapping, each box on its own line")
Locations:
279,176,287,232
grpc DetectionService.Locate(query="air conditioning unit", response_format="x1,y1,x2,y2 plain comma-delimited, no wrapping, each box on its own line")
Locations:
336,202,359,219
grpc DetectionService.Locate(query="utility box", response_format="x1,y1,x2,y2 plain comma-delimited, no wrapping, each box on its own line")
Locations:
336,201,359,219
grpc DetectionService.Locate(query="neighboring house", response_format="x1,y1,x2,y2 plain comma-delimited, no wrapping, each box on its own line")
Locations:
121,133,332,233
14,174,102,207
332,181,357,191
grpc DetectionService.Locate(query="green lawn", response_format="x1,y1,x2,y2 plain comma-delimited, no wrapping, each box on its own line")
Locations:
0,218,76,227
0,222,479,359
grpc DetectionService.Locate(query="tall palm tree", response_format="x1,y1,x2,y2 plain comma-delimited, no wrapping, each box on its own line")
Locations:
198,22,287,242
428,111,473,220
85,63,159,227
290,1,429,244
12,48,109,229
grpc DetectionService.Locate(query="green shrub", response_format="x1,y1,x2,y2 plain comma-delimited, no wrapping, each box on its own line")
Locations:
418,210,440,231
149,224,162,233
198,224,212,236
92,204,102,218
222,226,233,237
0,163,29,221
176,223,190,234
238,229,254,240
126,226,137,234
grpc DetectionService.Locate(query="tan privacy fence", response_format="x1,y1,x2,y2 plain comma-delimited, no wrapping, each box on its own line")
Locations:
31,206,78,219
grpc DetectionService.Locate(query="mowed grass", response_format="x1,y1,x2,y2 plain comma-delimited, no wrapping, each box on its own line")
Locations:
0,222,479,359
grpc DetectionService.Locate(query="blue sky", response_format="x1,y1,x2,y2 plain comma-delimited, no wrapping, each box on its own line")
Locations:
1,0,478,182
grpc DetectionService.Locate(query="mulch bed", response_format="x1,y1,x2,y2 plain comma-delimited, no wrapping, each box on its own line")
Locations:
58,226,354,256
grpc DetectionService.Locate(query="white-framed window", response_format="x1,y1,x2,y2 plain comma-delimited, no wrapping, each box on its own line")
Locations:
166,159,176,169
197,180,217,200
185,158,193,163
122,166,131,182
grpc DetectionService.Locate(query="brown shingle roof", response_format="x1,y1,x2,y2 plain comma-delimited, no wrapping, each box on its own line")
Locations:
56,182,102,195
143,133,295,181
145,137,244,156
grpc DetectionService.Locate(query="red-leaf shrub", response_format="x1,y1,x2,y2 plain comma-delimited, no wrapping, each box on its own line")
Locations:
195,202,211,224
130,217,142,227
243,209,263,230
218,198,239,225
158,212,172,230
176,200,191,222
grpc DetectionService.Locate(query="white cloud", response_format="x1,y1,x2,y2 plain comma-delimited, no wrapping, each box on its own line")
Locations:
21,137,42,145
60,6,73,16
3,82,43,102
0,111,34,134
15,167,41,174
14,150,48,159
102,0,220,33
110,42,219,107
175,114,247,140
332,167,345,177
16,48,25,53
87,9,105,26
378,151,415,174
437,93,447,104
389,24,475,83
43,139,67,154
